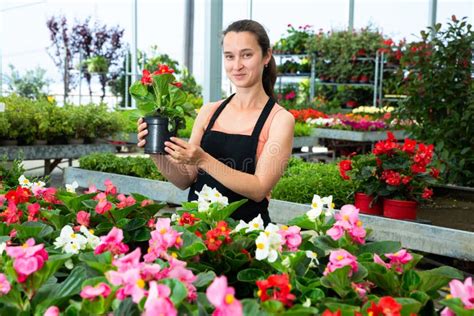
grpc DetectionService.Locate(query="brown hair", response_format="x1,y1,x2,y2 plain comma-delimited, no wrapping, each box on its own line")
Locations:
223,19,276,99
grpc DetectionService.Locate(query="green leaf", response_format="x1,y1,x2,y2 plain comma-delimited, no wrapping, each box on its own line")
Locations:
30,253,73,291
210,199,248,221
357,241,401,256
79,251,113,273
82,295,107,314
242,298,268,316
396,297,422,316
129,81,148,98
193,271,217,288
14,221,54,241
175,229,207,258
409,291,430,306
111,204,138,220
261,300,284,313
63,193,98,212
288,215,317,230
363,262,400,295
123,218,147,231
113,298,141,316
401,270,421,292
237,268,266,283
40,209,72,231
161,278,188,306
320,266,352,298
282,306,320,315
418,266,463,294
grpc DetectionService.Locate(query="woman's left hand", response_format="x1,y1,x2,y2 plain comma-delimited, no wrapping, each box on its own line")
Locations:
164,137,206,166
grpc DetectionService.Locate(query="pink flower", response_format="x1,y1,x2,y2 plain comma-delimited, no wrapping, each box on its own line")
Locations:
113,248,142,272
6,238,48,283
206,276,243,316
0,273,11,296
80,282,112,300
327,225,345,240
165,258,197,301
327,205,366,244
448,277,474,309
27,203,40,221
104,179,117,195
107,268,146,303
84,184,98,194
386,249,412,265
0,194,6,206
143,282,177,316
116,194,136,209
95,192,113,214
373,254,391,269
42,187,61,204
141,199,154,207
94,227,129,256
278,225,302,251
44,306,60,316
76,211,90,227
144,218,183,263
324,249,358,276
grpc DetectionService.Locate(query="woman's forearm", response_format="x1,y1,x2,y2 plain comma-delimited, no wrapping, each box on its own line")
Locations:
150,154,197,190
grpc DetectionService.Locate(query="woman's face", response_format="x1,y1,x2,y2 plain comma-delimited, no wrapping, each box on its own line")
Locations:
222,31,270,90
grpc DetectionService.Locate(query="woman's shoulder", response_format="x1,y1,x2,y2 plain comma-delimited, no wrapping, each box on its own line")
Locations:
271,102,295,126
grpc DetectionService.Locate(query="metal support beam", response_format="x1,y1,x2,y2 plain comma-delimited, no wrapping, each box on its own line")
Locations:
183,0,194,73
203,0,223,104
247,0,253,20
131,0,138,108
348,0,355,31
428,0,438,38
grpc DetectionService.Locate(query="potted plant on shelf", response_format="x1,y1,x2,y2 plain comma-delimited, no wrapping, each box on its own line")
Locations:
129,64,194,154
372,132,439,220
339,153,384,215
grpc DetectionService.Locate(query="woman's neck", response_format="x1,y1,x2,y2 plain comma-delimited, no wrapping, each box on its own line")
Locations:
231,87,269,110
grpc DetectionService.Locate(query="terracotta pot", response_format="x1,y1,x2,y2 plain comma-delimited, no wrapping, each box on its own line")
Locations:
354,192,382,215
383,198,417,220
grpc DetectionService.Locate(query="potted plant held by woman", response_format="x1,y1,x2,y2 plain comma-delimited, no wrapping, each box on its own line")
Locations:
372,132,439,220
339,153,384,215
129,64,194,154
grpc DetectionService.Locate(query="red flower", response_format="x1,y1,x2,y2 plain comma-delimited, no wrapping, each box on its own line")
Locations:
285,91,296,100
322,309,341,316
155,64,174,74
0,201,23,225
5,186,31,205
204,221,232,251
402,138,417,155
421,188,433,199
430,167,440,179
411,163,426,174
195,230,203,239
378,296,402,316
171,81,182,88
256,273,295,307
339,160,352,180
140,69,153,85
401,176,412,185
178,212,199,226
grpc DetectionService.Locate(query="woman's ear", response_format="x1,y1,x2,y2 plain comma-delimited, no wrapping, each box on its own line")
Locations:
265,48,272,64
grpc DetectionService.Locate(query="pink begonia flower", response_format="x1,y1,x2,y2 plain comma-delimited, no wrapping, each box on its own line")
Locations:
104,179,117,195
27,203,41,221
84,184,98,194
327,225,345,240
144,218,183,263
141,264,163,282
116,194,136,209
94,227,129,256
76,211,90,227
324,249,358,276
385,249,413,265
373,254,391,269
143,282,177,316
42,187,61,204
44,306,60,316
6,238,48,283
107,267,146,303
0,273,12,295
1,201,22,225
113,248,142,272
0,194,6,206
327,204,366,244
165,258,197,301
80,282,112,300
141,199,154,207
95,192,112,214
278,225,302,251
206,275,243,316
449,277,474,308
352,282,367,299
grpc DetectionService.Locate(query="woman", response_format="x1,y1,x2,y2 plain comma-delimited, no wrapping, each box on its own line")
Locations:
137,19,294,224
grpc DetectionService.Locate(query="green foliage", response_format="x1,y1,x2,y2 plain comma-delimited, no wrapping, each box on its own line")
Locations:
0,158,25,191
272,158,353,207
294,122,312,137
79,153,165,181
273,24,314,54
397,17,474,186
5,65,51,100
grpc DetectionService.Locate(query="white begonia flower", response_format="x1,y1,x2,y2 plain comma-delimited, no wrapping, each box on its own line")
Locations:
198,200,211,213
195,184,213,201
234,220,249,232
303,298,312,307
170,213,180,223
65,181,79,193
306,194,324,221
322,195,335,216
65,259,74,270
255,225,282,263
0,242,6,255
54,225,88,254
18,175,31,188
31,181,46,191
305,250,320,268
246,214,264,233
208,187,228,207
80,226,100,249
195,185,228,212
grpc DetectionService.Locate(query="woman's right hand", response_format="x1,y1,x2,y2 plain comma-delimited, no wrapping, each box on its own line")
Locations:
137,118,148,148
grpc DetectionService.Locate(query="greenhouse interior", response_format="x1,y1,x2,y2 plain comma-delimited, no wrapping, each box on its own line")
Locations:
0,0,473,315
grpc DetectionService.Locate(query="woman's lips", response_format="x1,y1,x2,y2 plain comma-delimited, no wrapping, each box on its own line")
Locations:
233,74,245,80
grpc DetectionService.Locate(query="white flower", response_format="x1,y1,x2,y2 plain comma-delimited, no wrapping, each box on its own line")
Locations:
170,213,180,223
234,220,249,232
0,242,6,255
31,181,46,191
65,181,79,193
18,175,31,188
303,298,312,307
246,214,264,232
198,200,211,213
306,194,324,221
322,195,335,216
305,250,319,268
65,259,74,270
80,226,100,249
54,225,88,254
255,226,282,263
195,184,213,201
195,185,228,212
208,188,228,206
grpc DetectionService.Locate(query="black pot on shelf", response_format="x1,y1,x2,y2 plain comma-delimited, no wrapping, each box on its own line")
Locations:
144,115,177,154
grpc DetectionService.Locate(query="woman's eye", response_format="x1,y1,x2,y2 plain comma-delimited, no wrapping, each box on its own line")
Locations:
243,53,252,58
225,55,233,60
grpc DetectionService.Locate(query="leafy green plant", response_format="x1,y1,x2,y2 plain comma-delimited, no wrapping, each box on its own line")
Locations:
0,157,25,191
79,153,165,181
293,122,312,137
397,16,474,186
5,65,51,100
272,158,353,207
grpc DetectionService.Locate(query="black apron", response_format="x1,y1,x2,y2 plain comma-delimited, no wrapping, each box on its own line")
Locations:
188,94,275,225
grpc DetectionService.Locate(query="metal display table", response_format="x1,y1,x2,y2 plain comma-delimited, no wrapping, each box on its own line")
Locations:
0,144,116,175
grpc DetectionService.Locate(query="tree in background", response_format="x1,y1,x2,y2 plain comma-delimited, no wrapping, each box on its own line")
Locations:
5,65,51,100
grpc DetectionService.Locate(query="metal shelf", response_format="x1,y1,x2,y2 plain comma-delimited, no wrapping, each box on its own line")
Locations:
314,82,374,88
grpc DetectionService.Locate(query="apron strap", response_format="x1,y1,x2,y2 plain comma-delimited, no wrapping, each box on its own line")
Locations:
250,97,276,139
204,93,235,134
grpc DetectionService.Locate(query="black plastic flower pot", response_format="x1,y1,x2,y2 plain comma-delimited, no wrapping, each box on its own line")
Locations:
143,115,177,154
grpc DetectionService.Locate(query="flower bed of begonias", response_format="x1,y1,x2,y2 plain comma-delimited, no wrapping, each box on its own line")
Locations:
307,112,406,132
0,176,471,315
